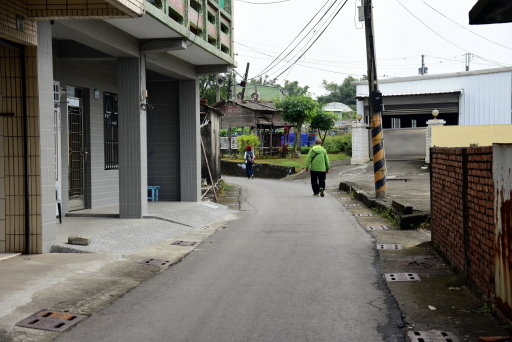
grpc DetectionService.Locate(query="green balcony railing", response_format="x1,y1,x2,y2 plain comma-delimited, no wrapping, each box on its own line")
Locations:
146,0,232,56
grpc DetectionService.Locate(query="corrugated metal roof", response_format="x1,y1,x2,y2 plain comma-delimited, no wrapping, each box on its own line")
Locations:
352,66,512,85
323,102,353,112
356,90,462,99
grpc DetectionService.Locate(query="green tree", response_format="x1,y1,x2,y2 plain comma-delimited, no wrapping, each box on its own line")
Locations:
282,80,310,97
310,111,336,142
317,76,357,106
276,95,319,156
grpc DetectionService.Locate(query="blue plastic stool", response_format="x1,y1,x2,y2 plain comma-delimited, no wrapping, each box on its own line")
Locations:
147,186,160,201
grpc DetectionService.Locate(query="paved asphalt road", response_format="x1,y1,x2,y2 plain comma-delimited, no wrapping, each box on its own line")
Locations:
57,177,403,342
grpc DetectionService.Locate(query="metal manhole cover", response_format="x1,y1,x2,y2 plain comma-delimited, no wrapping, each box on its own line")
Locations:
16,310,87,332
343,203,360,207
139,258,172,266
354,213,373,217
407,330,459,342
367,225,389,230
171,240,197,246
385,273,421,282
377,244,402,250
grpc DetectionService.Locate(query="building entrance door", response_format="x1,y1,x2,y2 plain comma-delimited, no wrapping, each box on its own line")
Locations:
67,87,86,211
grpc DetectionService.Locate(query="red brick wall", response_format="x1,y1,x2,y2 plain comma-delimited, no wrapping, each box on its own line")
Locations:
430,148,466,272
430,147,495,300
467,147,495,300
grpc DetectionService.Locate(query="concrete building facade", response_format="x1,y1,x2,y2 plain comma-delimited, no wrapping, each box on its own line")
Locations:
0,0,235,253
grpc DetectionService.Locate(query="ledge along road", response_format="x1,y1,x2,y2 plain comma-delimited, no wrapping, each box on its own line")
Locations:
57,177,403,342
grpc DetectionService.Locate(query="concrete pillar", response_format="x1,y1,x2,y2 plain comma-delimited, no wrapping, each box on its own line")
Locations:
37,21,58,251
118,57,148,218
179,79,200,201
351,122,370,165
425,119,446,164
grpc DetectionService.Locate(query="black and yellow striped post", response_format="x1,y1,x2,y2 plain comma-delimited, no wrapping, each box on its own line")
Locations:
363,0,387,198
370,113,387,197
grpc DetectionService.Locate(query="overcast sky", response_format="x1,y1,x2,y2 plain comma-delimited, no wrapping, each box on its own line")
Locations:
233,0,512,97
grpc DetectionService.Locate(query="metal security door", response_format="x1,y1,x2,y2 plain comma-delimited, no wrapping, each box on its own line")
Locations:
67,95,85,211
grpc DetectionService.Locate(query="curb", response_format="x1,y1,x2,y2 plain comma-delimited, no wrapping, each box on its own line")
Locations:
338,181,430,229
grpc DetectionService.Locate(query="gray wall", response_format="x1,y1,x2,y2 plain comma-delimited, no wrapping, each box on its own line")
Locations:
147,78,181,200
53,58,119,211
38,22,58,251
380,128,427,159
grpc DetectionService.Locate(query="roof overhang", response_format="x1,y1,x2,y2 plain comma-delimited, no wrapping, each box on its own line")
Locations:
469,0,512,24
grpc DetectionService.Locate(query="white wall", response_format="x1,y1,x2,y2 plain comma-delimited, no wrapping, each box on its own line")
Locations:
356,69,512,125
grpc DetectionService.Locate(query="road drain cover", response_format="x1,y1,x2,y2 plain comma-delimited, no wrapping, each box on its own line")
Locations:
343,203,360,207
407,330,459,342
385,273,421,282
338,197,351,201
16,310,86,332
139,258,172,266
354,213,372,217
171,240,197,246
377,244,402,250
367,225,389,230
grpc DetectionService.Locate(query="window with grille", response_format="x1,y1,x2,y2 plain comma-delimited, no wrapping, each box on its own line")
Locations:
104,92,118,170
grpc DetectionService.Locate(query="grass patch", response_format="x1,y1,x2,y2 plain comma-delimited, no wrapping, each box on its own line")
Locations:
371,206,399,226
222,153,349,170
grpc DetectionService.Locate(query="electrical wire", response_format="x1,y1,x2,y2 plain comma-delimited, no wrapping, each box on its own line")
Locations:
269,0,349,80
252,0,339,78
418,0,512,51
236,0,291,3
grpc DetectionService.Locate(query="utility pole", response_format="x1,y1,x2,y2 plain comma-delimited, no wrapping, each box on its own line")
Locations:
419,54,428,75
363,0,387,198
240,62,250,101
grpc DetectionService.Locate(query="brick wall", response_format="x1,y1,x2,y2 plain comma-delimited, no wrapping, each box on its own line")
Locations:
431,146,495,300
467,147,495,300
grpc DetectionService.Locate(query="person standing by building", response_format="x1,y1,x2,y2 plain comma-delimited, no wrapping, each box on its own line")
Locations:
244,145,255,179
305,138,330,197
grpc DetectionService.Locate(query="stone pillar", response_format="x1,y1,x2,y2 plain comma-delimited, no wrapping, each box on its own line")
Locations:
118,57,148,218
425,118,446,163
351,122,370,165
179,79,200,202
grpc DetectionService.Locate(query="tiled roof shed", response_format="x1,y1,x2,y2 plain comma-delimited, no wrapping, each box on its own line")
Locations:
213,100,288,128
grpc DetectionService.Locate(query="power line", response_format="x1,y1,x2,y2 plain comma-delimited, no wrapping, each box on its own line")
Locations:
395,0,466,52
270,0,346,78
270,0,350,80
236,0,291,4
418,0,512,50
253,0,339,78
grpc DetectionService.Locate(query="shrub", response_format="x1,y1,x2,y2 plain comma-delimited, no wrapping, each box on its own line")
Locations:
301,146,311,154
236,134,260,151
323,134,352,155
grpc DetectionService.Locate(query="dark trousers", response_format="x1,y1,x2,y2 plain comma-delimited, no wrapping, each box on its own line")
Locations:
310,170,326,194
246,162,253,178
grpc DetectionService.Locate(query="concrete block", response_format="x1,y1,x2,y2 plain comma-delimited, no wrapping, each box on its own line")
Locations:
68,235,91,246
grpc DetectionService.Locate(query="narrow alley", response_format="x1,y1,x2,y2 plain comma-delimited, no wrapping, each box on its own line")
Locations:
55,178,403,342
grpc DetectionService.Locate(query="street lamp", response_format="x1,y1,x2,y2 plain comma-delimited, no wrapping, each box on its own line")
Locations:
356,114,363,122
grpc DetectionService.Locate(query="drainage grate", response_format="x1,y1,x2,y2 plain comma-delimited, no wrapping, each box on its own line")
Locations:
385,273,421,282
171,240,197,246
139,258,172,267
407,330,459,342
343,203,360,207
367,225,389,230
354,213,373,217
15,310,86,332
377,244,402,250
338,197,351,201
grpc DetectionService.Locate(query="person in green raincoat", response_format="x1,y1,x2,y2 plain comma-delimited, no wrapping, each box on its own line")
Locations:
304,138,330,197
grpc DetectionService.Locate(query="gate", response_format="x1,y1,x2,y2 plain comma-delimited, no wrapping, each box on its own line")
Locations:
67,92,85,211
494,144,512,315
